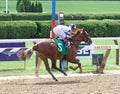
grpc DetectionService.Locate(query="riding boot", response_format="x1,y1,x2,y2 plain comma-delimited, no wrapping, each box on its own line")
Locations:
63,38,68,48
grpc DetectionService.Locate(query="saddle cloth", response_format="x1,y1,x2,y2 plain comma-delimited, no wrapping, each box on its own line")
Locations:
53,38,68,55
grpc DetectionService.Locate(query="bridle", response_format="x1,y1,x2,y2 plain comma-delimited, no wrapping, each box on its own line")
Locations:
69,39,81,48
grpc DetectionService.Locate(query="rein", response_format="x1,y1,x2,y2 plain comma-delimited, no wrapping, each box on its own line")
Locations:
69,39,81,48
70,39,81,42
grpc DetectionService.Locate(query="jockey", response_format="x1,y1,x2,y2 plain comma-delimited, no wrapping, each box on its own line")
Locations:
53,24,76,48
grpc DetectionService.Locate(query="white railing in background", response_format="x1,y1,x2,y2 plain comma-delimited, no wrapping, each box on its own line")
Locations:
0,37,119,72
0,37,120,43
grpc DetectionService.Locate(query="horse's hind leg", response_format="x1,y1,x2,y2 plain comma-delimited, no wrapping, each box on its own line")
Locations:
51,59,67,76
43,58,58,81
36,57,42,77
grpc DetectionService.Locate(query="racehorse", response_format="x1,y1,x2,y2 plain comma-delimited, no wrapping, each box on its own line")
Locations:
23,28,92,81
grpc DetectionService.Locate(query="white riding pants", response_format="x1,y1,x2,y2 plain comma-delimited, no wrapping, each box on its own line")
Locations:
53,27,67,39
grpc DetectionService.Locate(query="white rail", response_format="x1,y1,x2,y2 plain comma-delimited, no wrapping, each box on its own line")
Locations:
0,39,41,43
0,37,120,43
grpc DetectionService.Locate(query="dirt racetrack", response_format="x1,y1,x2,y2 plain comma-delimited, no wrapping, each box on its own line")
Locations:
0,71,120,94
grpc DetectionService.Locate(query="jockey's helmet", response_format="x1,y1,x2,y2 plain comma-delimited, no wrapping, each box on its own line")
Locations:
69,24,76,30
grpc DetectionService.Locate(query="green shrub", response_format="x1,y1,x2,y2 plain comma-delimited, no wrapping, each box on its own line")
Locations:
1,13,119,21
0,21,37,39
16,0,25,12
16,0,43,13
0,13,12,21
65,20,120,37
36,2,43,13
11,13,51,20
35,20,120,38
64,13,120,20
1,13,120,21
16,0,31,12
35,21,51,38
0,20,120,39
23,0,31,12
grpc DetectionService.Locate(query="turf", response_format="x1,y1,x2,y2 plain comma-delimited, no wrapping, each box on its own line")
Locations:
0,1,120,14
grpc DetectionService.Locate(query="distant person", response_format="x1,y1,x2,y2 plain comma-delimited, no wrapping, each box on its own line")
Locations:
53,24,76,48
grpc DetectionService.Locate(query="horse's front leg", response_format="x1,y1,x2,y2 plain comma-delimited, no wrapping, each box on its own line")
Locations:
69,58,82,73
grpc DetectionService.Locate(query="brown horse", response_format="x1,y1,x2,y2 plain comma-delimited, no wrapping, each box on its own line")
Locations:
23,29,92,81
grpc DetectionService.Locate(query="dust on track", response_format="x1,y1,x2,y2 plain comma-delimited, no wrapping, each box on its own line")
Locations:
0,71,120,94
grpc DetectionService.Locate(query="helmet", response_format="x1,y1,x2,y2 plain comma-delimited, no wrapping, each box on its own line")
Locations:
69,24,76,30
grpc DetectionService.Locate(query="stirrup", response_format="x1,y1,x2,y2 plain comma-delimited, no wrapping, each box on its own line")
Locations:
65,42,71,48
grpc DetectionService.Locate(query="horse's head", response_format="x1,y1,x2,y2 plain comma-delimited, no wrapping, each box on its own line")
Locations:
81,29,92,45
70,28,92,45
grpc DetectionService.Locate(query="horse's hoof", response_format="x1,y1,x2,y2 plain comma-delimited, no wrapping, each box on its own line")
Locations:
99,70,104,74
64,72,67,76
35,72,39,77
99,68,104,73
80,70,82,73
54,78,58,81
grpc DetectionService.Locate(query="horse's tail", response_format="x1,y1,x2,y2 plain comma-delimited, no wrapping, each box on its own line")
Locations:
25,48,33,59
32,43,38,51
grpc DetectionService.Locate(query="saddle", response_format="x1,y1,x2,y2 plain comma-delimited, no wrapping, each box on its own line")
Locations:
53,38,68,55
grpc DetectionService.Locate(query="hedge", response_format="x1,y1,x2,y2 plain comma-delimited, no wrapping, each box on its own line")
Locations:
0,20,120,39
64,13,120,20
11,13,51,21
1,13,120,21
36,20,120,38
35,21,52,38
65,20,120,37
0,13,12,21
0,21,37,39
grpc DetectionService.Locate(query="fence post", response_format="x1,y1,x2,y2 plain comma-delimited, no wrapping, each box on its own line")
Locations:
114,40,119,65
58,12,68,70
99,49,111,73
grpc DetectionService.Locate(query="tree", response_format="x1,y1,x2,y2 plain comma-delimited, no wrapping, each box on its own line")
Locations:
16,0,31,12
30,2,35,12
37,2,43,12
23,0,31,12
34,1,43,12
16,0,25,12
16,0,43,13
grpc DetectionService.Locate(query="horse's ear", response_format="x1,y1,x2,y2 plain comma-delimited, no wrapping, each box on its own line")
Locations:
82,27,85,31
82,28,85,34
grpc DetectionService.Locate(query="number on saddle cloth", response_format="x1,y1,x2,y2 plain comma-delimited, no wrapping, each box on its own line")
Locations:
53,38,68,55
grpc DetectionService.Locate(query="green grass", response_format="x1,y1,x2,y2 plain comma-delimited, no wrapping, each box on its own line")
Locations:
0,1,120,13
0,40,120,77
0,0,120,76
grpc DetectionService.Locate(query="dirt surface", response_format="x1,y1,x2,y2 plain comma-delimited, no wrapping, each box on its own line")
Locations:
0,71,120,94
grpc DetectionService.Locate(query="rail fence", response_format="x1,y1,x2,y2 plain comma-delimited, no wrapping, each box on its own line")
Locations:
0,37,119,72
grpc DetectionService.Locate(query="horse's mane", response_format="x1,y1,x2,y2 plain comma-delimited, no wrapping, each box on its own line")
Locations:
70,29,81,38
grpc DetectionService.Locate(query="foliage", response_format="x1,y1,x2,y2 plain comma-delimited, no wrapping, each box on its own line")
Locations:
0,21,37,39
11,13,51,21
0,20,120,38
0,13,12,21
36,1,43,12
16,0,25,12
35,21,51,38
16,0,43,12
1,13,120,21
36,20,120,38
23,0,31,12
